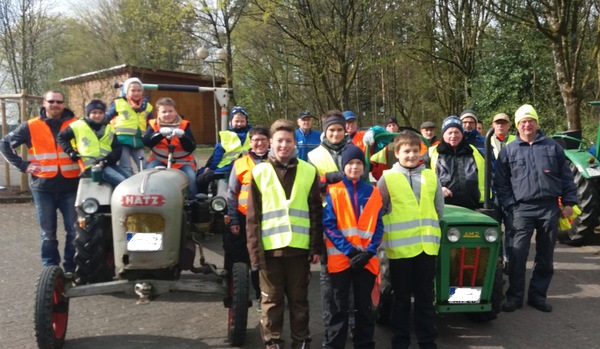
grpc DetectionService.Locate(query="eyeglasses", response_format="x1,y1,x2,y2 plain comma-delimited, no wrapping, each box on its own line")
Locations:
251,138,268,143
46,100,64,104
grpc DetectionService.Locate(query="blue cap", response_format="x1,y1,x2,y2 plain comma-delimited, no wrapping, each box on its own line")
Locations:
230,106,248,120
343,110,357,121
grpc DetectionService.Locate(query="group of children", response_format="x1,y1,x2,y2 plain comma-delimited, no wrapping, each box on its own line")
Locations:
225,110,441,349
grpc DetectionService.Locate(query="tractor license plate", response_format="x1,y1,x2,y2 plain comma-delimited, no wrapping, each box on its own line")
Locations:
586,167,600,177
126,232,163,251
448,287,482,304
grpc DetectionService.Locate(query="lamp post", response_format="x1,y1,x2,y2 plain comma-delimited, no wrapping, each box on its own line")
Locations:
197,47,228,144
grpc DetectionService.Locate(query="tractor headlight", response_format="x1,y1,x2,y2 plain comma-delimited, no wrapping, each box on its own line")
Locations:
447,228,461,243
81,198,99,214
485,228,499,243
210,196,226,212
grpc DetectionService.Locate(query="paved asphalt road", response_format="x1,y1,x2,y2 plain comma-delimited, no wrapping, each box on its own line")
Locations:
1,203,600,349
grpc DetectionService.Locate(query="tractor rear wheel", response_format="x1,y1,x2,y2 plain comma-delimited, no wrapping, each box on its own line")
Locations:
228,262,249,346
34,266,69,349
558,162,600,245
74,215,114,284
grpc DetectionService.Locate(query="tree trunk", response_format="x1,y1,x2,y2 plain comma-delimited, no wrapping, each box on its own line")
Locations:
551,42,582,131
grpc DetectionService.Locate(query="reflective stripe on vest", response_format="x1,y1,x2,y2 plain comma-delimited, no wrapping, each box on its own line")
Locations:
253,161,315,251
234,155,257,215
326,181,381,274
28,117,80,178
217,130,250,169
429,144,486,203
70,120,115,170
111,99,152,135
307,145,338,177
381,169,441,259
147,119,196,170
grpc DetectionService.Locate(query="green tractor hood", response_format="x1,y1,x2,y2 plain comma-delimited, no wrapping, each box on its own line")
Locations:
441,205,498,227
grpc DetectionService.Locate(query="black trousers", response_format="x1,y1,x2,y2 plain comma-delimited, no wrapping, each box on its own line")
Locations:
389,253,437,349
506,202,560,304
325,267,376,349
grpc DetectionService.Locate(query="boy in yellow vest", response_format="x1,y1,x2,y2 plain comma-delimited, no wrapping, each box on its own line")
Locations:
246,119,323,349
57,99,129,186
377,131,444,349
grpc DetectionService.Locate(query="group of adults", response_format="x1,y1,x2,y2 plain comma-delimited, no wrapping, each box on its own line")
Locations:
0,85,578,349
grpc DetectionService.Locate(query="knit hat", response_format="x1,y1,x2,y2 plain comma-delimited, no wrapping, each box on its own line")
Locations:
442,116,463,135
85,99,107,116
230,106,249,120
341,144,365,168
122,77,143,95
297,110,312,119
515,104,539,125
460,109,478,123
343,110,357,121
323,114,346,132
385,117,399,127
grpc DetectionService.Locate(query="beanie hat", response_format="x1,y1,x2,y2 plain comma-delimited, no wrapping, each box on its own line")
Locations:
85,99,107,116
230,106,249,120
323,114,346,132
341,144,365,169
122,77,143,95
514,104,539,125
385,117,399,127
460,109,478,123
343,110,357,121
442,116,463,135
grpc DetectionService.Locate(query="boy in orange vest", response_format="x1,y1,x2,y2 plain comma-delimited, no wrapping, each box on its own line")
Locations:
226,125,270,306
322,144,383,349
142,97,197,197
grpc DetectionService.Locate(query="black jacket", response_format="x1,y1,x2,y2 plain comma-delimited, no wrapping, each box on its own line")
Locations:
0,107,79,192
495,130,577,211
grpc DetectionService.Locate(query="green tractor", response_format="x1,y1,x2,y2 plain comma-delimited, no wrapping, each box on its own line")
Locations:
368,128,504,323
549,101,600,245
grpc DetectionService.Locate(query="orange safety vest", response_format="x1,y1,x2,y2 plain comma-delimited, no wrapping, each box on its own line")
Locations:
326,181,381,275
148,119,196,170
351,131,366,153
27,117,80,178
233,154,256,215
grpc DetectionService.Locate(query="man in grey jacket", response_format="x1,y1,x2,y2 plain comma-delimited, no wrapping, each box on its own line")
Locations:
495,104,577,313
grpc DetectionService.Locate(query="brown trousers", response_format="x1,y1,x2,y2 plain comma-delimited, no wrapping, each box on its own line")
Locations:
259,254,311,348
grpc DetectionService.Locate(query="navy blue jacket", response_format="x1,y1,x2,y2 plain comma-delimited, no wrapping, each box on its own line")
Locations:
295,128,321,161
495,131,577,211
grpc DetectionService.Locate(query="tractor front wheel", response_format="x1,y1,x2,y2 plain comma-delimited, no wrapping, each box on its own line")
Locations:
558,162,600,245
34,266,69,349
227,262,249,346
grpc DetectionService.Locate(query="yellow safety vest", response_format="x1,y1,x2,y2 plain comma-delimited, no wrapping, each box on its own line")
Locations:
381,169,441,259
253,160,315,251
429,144,485,203
217,130,250,169
70,120,115,169
307,145,338,176
111,98,152,136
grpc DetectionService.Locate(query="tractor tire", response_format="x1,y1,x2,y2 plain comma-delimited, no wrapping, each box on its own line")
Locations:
73,215,114,285
228,262,249,346
34,266,69,349
558,161,600,245
466,263,505,323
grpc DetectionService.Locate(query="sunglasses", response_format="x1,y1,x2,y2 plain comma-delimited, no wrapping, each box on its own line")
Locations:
46,100,64,104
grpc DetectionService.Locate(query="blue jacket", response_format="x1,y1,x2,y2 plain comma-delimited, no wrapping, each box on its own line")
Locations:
323,176,384,256
495,130,577,211
205,125,251,174
295,128,321,161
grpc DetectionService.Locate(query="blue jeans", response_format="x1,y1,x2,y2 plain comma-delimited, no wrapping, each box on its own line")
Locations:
103,164,130,186
146,160,198,198
120,146,146,176
31,190,77,272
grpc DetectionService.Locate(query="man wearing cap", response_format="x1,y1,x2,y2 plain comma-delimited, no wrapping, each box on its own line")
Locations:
459,109,485,152
343,110,367,152
420,121,439,146
295,111,321,161
495,104,577,313
385,117,400,133
428,116,485,210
